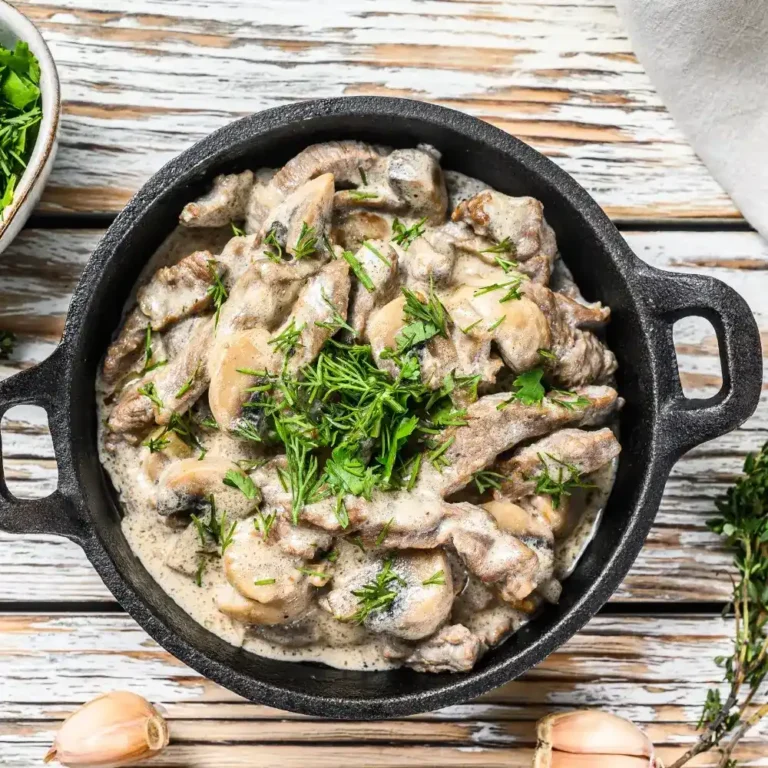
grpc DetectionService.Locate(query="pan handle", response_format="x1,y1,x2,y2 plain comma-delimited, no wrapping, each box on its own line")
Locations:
0,346,88,544
637,265,762,464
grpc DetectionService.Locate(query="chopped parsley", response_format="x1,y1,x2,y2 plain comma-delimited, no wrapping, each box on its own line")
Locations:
223,468,258,500
497,368,546,410
391,217,427,249
393,281,449,354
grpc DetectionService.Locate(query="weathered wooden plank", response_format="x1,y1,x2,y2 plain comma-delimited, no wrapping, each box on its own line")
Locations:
2,228,766,603
14,0,735,219
0,614,765,766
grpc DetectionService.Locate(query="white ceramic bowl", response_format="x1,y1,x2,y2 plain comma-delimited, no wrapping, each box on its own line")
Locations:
0,0,60,254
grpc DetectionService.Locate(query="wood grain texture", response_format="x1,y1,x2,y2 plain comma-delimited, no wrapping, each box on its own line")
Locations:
0,613,766,766
13,0,737,220
2,228,765,604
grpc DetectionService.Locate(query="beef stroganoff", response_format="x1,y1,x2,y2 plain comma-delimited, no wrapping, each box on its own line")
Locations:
97,141,621,673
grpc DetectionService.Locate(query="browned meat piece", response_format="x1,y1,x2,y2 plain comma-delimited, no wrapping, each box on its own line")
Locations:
386,147,448,224
524,282,617,387
320,546,454,640
273,516,333,560
494,427,621,502
101,308,149,390
214,233,262,283
346,240,400,338
108,317,213,436
401,624,482,673
261,174,335,260
245,167,282,233
137,250,218,330
455,598,533,647
422,386,620,497
398,237,456,287
180,171,254,228
269,141,386,195
331,210,391,251
444,169,490,211
452,189,557,263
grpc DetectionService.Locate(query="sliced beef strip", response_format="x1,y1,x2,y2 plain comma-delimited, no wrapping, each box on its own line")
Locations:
386,147,448,224
269,141,387,195
180,171,254,228
137,250,219,330
101,307,150,390
397,624,482,673
331,210,391,251
494,427,621,502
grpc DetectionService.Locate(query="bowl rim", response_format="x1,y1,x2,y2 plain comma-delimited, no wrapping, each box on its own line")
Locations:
63,96,673,718
0,0,60,232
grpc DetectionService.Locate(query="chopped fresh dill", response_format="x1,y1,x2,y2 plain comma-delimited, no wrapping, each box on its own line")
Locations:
473,277,525,303
315,289,357,336
174,361,201,400
391,217,427,249
230,221,246,237
487,316,505,332
375,518,394,547
194,559,205,587
296,567,329,579
206,260,228,329
263,226,283,262
350,559,406,624
472,469,506,493
253,578,276,586
269,318,305,357
322,233,336,257
200,416,219,430
358,166,368,185
348,190,379,201
334,496,350,529
460,318,482,335
293,221,318,260
538,348,557,362
428,434,455,471
137,381,163,409
143,432,171,454
140,326,166,375
481,237,517,256
232,419,264,443
535,452,596,508
254,509,277,540
342,249,375,292
349,535,366,553
191,497,236,555
422,570,445,586
549,389,592,410
363,240,391,267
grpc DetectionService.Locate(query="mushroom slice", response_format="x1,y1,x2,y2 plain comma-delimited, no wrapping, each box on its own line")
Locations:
245,167,282,234
166,520,218,577
180,170,254,228
386,148,448,224
220,522,312,625
261,173,335,260
155,458,261,519
269,140,386,195
320,547,454,641
494,428,621,502
141,429,194,483
208,327,280,432
399,624,482,673
364,294,406,379
346,240,400,338
452,190,557,262
137,250,219,330
398,237,456,288
331,210,391,251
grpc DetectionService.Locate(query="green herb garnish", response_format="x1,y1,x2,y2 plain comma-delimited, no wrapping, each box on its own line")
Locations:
487,316,505,332
253,578,276,586
0,330,16,359
497,368,546,410
293,221,318,259
315,289,356,336
143,433,171,454
230,221,246,237
194,559,205,587
422,570,445,586
363,240,391,267
296,567,329,580
460,319,482,335
391,217,427,249
174,361,201,399
137,381,163,409
472,470,506,493
473,277,525,303
254,510,277,540
0,42,42,216
549,389,592,410
342,249,375,292
140,326,167,375
348,190,379,201
350,559,406,624
534,453,595,508
375,518,394,547
191,497,236,555
538,348,557,362
206,260,228,329
223,468,258,500
263,226,283,262
269,318,305,357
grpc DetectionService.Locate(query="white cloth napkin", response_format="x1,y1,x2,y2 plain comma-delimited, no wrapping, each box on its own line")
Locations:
615,0,768,238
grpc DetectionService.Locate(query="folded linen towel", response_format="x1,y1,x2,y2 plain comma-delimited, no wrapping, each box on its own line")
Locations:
615,0,768,238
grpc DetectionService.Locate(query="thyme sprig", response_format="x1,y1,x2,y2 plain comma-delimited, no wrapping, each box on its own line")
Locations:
668,443,768,768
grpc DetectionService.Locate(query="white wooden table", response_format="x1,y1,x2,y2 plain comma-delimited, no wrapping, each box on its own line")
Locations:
1,2,766,765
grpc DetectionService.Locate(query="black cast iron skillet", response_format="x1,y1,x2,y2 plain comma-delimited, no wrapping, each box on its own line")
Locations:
0,98,762,718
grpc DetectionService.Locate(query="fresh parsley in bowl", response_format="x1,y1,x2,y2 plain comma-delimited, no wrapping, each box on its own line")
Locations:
0,1,60,254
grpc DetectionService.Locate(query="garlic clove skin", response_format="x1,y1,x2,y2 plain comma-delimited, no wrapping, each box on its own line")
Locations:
44,691,169,768
534,710,663,768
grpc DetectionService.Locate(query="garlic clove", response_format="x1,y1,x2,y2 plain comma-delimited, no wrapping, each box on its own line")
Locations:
538,710,655,757
43,691,169,768
549,755,655,767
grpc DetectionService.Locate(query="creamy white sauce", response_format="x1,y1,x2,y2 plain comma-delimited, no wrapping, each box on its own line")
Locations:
97,154,618,673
